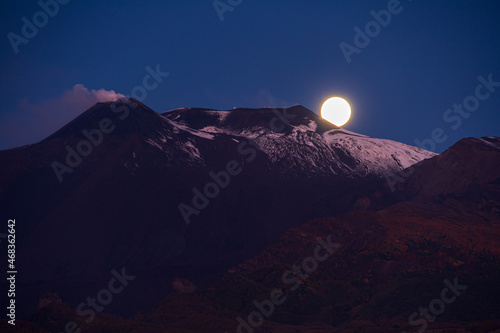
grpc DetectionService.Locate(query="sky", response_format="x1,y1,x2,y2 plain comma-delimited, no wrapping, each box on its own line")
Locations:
0,0,499,152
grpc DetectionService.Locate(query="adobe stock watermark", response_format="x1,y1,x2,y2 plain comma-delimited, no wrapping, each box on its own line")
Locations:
7,0,72,54
51,64,169,183
415,73,499,152
230,235,341,333
384,73,499,192
55,267,135,333
340,0,411,64
401,277,467,333
213,0,243,22
178,107,297,225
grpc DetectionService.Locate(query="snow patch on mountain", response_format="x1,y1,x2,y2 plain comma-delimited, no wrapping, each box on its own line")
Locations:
322,129,436,175
245,127,436,178
184,141,201,158
205,110,232,123
164,118,215,140
160,106,437,179
145,130,172,152
292,120,317,133
325,128,369,138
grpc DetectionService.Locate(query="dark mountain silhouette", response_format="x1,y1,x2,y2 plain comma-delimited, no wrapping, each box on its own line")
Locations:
1,99,498,332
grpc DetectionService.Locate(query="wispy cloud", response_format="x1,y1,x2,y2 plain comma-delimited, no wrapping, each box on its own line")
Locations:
0,84,124,150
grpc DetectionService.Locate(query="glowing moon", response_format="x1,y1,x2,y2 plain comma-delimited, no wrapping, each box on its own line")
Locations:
321,97,351,127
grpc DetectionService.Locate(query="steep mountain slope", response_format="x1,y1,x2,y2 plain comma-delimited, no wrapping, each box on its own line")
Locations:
404,136,500,200
0,99,436,318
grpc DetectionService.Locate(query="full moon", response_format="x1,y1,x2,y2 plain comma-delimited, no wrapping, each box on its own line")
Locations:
321,97,351,127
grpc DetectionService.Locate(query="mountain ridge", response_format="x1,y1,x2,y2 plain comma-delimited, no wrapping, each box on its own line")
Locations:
0,99,449,320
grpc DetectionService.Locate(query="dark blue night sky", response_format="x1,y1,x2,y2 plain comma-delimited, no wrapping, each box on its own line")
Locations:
1,0,499,152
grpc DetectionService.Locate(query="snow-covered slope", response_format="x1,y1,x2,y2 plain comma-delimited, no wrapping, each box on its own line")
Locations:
47,100,435,180
162,105,436,178
321,128,436,176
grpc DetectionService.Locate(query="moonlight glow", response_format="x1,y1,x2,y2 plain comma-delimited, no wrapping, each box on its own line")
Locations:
321,97,351,127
